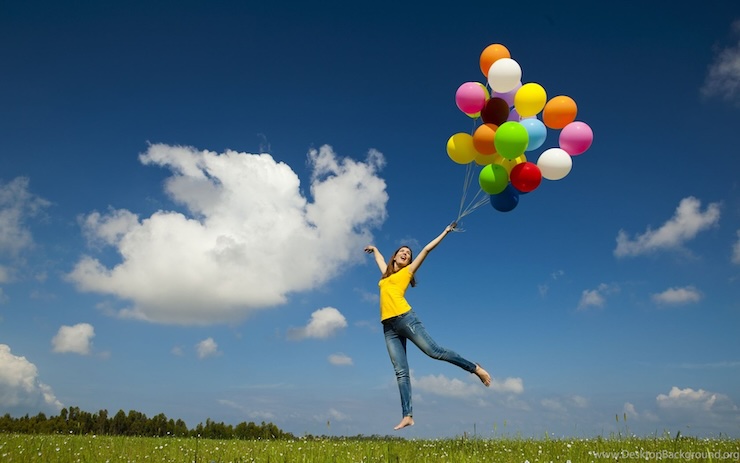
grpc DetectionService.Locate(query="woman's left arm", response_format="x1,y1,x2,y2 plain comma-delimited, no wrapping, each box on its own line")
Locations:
406,222,456,275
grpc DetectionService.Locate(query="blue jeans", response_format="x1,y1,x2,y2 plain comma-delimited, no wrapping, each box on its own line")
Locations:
383,310,477,418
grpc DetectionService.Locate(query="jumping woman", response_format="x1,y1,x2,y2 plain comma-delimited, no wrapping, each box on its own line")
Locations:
365,222,491,430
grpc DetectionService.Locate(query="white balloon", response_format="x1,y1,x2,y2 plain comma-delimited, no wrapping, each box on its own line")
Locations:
537,148,572,180
487,58,522,93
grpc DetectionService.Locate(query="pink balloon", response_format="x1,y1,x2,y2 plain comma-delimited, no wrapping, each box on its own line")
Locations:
455,82,487,114
559,121,593,156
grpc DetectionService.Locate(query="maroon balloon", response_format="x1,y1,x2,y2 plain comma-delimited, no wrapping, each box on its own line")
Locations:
480,97,510,126
510,162,542,193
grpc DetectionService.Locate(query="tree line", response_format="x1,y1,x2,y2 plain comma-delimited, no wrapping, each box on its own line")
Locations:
0,406,295,440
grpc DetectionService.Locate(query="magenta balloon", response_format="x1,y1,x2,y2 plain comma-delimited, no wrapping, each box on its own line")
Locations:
455,82,487,115
559,121,593,156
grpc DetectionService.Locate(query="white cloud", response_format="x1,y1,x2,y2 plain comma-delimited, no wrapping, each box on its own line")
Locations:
328,408,349,422
51,323,95,355
570,395,589,408
656,386,737,412
67,144,387,325
623,401,639,419
490,376,524,394
288,307,347,340
701,20,740,104
577,283,619,311
414,373,523,398
614,197,720,258
80,208,139,247
732,230,740,264
541,395,588,413
0,344,63,411
0,265,11,284
623,402,660,422
218,399,276,420
0,177,49,256
651,286,702,306
541,398,566,412
328,353,353,366
414,373,485,399
196,337,221,359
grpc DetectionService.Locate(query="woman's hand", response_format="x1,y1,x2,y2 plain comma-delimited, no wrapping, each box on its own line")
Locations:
445,222,457,233
364,245,377,254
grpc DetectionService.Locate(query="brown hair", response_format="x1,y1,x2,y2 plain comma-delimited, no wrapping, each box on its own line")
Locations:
381,246,416,287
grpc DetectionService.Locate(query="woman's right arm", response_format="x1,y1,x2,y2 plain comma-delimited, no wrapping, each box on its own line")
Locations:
364,245,387,274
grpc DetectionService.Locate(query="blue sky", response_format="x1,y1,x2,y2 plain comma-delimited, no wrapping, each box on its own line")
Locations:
1,0,740,439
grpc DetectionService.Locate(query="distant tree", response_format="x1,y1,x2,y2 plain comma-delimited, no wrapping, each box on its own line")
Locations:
0,406,295,440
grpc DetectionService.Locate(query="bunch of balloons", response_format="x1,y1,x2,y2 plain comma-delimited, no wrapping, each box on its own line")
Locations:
448,43,593,214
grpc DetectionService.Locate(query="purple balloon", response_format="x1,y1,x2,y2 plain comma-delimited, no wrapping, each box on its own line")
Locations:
493,81,522,107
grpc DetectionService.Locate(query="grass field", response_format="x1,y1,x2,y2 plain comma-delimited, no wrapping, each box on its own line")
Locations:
1,433,739,462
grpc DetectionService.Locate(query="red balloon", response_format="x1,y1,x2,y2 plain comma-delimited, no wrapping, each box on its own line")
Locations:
510,162,542,192
480,97,510,126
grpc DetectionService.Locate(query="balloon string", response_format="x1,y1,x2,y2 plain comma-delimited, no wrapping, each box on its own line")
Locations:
456,162,478,222
455,117,485,224
456,166,493,222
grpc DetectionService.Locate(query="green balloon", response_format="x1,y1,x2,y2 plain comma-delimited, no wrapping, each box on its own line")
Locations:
494,121,529,160
478,163,509,195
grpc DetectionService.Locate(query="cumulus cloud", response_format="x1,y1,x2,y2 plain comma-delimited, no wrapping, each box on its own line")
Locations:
490,376,524,394
651,286,702,306
414,373,523,398
701,20,740,104
732,230,740,264
657,386,737,412
51,323,95,355
328,353,353,366
577,283,619,311
414,374,485,399
196,337,221,359
614,197,720,258
0,344,63,412
288,307,347,340
0,177,49,256
622,402,659,422
66,144,387,325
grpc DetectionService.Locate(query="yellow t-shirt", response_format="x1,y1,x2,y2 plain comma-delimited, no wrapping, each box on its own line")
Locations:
379,266,413,321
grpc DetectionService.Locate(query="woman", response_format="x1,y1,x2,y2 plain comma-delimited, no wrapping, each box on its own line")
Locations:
365,222,491,430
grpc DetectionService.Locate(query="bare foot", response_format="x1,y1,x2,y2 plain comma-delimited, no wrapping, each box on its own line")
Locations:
393,416,414,430
475,364,491,387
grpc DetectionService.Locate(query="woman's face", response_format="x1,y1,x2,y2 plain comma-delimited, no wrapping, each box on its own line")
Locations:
394,247,412,268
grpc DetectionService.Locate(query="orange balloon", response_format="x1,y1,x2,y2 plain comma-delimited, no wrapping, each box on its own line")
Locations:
542,95,578,129
472,123,498,155
479,44,511,77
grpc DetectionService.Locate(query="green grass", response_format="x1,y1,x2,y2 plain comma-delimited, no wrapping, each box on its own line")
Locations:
1,433,739,462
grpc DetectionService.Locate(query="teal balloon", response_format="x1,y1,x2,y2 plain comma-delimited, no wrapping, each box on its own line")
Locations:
478,164,509,195
494,121,529,159
521,118,547,152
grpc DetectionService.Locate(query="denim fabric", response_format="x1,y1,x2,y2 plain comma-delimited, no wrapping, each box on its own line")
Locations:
383,310,477,417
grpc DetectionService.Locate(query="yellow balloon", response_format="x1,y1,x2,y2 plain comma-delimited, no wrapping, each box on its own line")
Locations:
514,83,547,118
446,133,477,164
474,151,497,165
477,82,491,100
494,153,527,174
